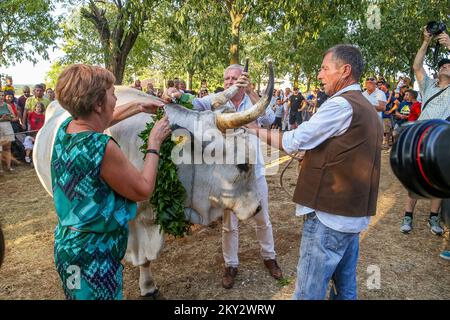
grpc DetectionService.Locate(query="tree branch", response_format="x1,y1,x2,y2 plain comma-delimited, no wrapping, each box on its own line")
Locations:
81,1,111,65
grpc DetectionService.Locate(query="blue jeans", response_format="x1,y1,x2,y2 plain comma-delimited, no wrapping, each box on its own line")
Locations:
292,212,360,300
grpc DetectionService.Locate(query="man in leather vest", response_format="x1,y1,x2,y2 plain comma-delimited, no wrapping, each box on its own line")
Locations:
248,44,383,299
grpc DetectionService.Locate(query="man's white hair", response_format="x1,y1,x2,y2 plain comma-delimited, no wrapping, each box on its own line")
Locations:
224,64,244,76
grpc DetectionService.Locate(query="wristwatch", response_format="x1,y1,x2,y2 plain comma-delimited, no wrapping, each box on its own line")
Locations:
146,149,160,156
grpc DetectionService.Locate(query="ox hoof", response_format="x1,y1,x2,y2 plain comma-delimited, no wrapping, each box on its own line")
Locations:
140,289,165,300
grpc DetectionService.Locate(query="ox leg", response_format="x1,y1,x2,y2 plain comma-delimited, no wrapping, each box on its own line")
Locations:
139,261,160,298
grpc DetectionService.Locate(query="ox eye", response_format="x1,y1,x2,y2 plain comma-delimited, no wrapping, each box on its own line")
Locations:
236,163,249,173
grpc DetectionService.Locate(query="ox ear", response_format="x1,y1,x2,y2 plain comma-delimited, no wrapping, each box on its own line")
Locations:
236,163,250,172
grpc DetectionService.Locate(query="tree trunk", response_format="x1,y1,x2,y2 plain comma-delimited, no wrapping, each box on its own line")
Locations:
306,74,312,92
82,1,145,85
293,64,301,88
409,63,415,86
109,53,127,85
188,70,194,91
293,73,300,88
229,10,243,65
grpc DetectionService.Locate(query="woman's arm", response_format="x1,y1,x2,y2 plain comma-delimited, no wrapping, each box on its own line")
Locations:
108,100,165,127
6,104,19,122
22,109,28,128
101,116,171,202
386,91,393,105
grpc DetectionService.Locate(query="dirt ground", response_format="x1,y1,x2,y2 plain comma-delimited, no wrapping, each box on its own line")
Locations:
0,152,449,300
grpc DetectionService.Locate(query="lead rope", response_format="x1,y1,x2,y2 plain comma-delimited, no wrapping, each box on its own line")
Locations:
279,151,304,198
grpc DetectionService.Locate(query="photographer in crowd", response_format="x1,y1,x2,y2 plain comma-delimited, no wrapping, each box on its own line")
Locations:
399,26,450,238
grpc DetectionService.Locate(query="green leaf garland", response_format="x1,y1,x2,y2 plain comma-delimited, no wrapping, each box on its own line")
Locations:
139,108,191,237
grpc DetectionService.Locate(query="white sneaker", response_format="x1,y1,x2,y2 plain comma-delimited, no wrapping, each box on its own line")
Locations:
25,156,31,164
400,216,413,233
428,216,443,236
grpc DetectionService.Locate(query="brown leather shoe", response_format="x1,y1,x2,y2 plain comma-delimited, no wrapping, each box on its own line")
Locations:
264,259,282,280
222,266,238,289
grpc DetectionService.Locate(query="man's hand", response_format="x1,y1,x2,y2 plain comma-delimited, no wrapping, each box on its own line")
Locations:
414,26,433,81
161,87,181,103
235,72,253,95
423,26,433,44
436,32,450,50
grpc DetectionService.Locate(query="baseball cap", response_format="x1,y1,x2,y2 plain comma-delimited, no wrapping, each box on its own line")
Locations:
438,58,450,69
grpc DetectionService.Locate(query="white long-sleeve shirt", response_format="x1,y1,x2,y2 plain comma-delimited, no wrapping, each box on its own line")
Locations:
282,84,371,233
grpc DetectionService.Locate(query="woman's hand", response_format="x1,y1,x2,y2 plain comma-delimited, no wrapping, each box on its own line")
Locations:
148,115,171,149
138,100,165,114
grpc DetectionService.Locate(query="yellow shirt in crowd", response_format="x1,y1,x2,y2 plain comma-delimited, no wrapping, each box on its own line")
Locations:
25,96,51,111
1,85,15,93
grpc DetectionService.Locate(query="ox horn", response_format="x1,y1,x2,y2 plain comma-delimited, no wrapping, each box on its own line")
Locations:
210,85,239,111
215,60,274,132
211,58,250,111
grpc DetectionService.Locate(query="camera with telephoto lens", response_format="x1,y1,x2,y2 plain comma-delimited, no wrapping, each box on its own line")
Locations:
426,21,447,67
390,120,450,227
426,21,446,36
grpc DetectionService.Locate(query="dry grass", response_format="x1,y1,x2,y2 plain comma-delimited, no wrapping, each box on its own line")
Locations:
0,153,449,300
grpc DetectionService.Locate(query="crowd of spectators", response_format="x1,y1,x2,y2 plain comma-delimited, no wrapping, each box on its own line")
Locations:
0,76,49,173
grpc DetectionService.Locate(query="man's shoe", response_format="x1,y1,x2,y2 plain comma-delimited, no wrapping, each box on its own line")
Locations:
264,259,282,280
400,216,413,233
428,216,443,236
222,267,238,289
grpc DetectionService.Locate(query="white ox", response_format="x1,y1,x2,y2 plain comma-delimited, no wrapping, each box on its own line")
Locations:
34,62,274,297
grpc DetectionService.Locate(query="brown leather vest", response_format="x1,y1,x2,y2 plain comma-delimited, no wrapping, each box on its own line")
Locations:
293,90,383,217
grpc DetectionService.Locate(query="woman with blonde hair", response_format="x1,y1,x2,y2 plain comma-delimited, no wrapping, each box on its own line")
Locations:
51,64,171,299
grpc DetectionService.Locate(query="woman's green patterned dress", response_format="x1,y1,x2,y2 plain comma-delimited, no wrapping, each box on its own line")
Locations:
51,117,137,300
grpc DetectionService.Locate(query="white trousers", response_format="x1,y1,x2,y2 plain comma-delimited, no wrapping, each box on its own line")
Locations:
222,176,276,267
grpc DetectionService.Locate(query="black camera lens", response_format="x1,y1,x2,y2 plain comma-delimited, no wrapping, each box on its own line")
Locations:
426,21,446,35
390,120,450,198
